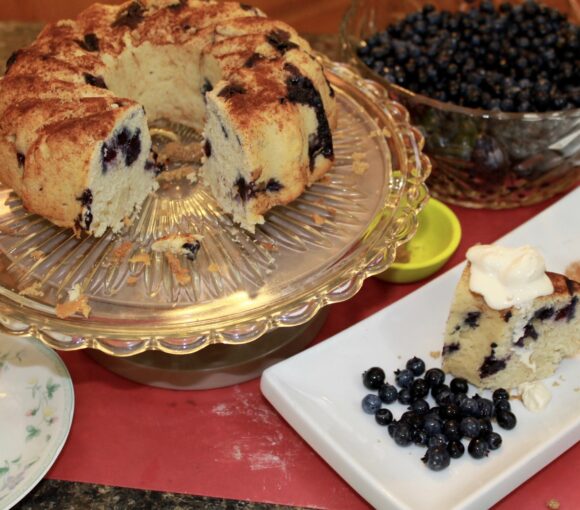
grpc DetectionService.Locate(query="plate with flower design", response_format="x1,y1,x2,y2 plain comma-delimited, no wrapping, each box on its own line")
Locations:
0,335,74,509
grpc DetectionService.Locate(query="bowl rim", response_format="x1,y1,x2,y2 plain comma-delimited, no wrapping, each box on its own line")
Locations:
341,0,580,121
389,197,462,272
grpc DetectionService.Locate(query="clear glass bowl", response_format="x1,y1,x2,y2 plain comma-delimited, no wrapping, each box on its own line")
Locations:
0,58,429,356
341,0,580,208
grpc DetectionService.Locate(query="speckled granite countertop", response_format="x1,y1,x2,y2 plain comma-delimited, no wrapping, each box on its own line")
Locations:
14,479,313,510
0,22,332,510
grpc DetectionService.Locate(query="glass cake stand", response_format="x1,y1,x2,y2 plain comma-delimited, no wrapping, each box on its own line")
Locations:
0,58,430,388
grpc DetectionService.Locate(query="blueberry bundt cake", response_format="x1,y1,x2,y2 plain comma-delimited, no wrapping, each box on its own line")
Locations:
442,245,580,390
0,0,336,236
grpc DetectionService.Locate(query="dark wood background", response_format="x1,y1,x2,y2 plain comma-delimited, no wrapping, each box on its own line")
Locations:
0,0,352,34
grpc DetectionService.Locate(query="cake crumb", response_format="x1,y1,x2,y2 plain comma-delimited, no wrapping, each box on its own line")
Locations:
122,216,134,228
312,213,326,226
353,160,369,175
352,152,369,175
208,263,219,273
260,241,278,252
157,165,196,182
546,499,560,509
552,381,560,387
55,285,91,319
565,260,580,282
430,350,441,359
574,387,580,392
19,282,44,298
126,275,139,285
30,250,45,261
165,252,191,285
111,241,133,262
128,252,151,266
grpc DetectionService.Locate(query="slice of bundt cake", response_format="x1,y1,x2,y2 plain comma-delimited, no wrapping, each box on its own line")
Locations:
202,53,335,231
442,245,580,390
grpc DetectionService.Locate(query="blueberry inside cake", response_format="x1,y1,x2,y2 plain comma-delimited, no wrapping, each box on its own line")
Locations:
442,260,580,390
0,0,337,236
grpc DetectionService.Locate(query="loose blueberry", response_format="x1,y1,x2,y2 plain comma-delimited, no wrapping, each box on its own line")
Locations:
423,415,442,436
362,367,386,390
422,445,451,471
393,423,413,447
362,394,382,414
460,416,482,438
442,419,462,441
410,378,430,400
406,356,426,376
468,437,490,459
398,388,413,405
486,431,503,450
424,368,445,387
428,433,447,448
496,410,517,430
440,404,461,421
378,383,398,404
479,418,493,437
459,396,479,417
413,428,429,447
375,408,393,426
447,440,465,459
475,396,494,418
435,388,455,406
450,377,469,394
395,368,415,388
494,399,511,414
410,398,430,415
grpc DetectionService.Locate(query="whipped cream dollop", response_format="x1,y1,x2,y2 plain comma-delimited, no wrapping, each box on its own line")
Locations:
466,245,554,310
518,381,552,412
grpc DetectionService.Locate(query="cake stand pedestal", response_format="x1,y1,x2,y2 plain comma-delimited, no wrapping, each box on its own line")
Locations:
87,308,328,390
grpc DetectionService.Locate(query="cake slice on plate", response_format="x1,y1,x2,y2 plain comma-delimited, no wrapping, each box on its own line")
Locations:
442,245,580,390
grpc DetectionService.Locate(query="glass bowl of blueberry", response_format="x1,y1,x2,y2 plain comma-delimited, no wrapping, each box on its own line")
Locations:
341,0,580,208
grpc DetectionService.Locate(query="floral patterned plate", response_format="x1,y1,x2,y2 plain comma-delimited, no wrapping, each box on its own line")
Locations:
0,335,74,509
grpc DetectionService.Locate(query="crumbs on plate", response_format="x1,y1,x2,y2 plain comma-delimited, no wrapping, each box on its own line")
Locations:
165,252,191,285
128,252,151,266
312,213,326,226
19,282,44,298
110,241,133,263
55,284,91,319
352,152,369,175
546,499,560,510
429,350,441,359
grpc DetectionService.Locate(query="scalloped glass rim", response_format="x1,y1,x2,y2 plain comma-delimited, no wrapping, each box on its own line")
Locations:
340,0,580,121
0,58,430,355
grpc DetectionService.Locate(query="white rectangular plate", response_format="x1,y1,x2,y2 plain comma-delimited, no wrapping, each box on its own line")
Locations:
261,188,580,510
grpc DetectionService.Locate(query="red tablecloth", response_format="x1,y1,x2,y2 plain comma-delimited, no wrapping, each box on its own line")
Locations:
47,189,579,510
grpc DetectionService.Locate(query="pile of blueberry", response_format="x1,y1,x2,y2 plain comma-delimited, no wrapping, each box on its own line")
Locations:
361,357,517,471
357,0,580,112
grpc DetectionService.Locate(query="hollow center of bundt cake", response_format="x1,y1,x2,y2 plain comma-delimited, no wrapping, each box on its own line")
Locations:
102,43,206,130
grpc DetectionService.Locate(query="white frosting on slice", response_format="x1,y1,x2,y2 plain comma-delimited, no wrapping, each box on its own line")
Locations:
467,245,554,310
